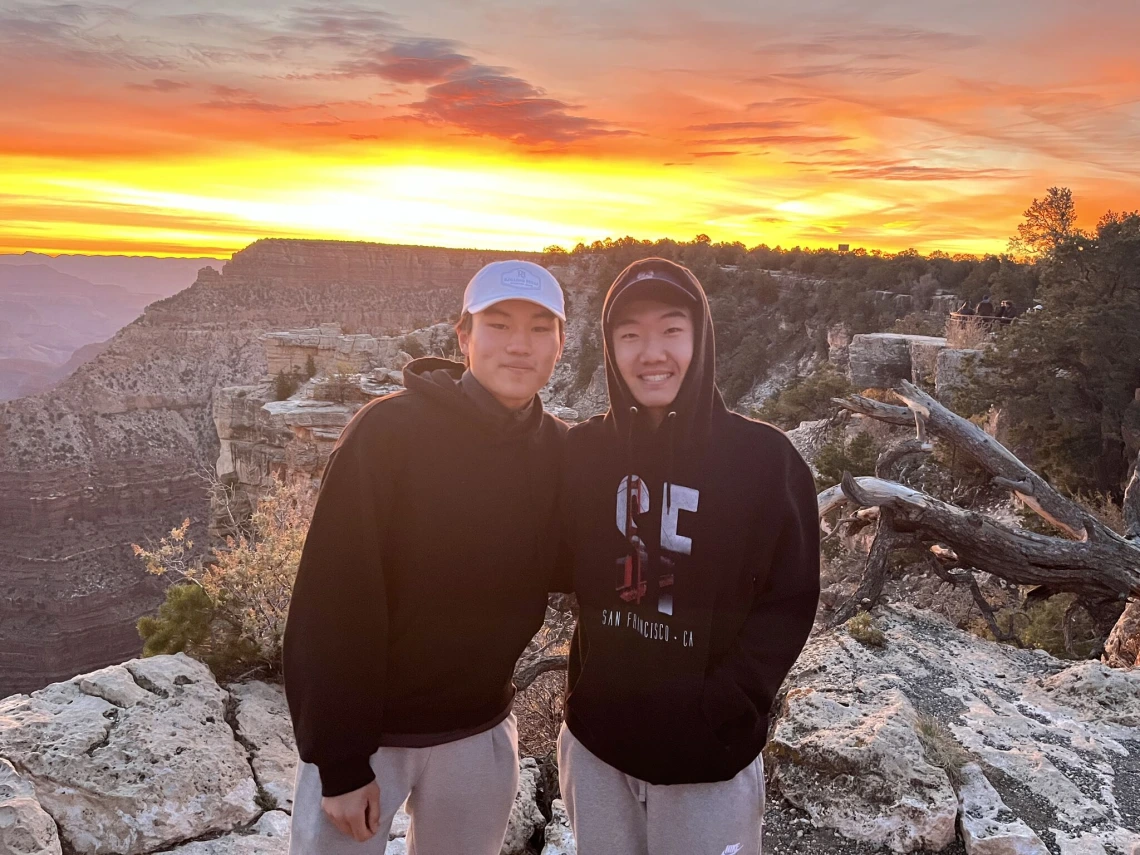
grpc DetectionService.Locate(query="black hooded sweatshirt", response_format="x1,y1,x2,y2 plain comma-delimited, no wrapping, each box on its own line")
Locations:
283,358,565,797
561,258,821,785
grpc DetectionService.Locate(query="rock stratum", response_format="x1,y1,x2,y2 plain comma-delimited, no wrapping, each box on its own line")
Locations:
0,240,539,696
1,608,1135,855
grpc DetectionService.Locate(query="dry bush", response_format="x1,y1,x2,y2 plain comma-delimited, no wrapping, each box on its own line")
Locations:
515,596,575,757
915,712,971,787
945,315,992,349
516,670,566,758
1076,492,1125,535
134,475,315,679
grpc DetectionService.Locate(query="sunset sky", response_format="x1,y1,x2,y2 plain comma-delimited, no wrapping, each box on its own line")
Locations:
3,0,1140,257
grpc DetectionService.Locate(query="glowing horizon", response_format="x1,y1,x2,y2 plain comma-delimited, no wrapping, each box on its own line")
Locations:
3,0,1139,257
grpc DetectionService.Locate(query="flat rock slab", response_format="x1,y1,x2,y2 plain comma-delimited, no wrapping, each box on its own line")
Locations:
770,677,958,852
229,682,297,812
164,811,290,855
0,654,259,855
769,605,1140,855
957,763,1048,855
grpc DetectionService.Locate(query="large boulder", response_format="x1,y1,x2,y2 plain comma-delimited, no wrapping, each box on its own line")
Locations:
0,654,259,855
767,606,1140,855
769,677,958,852
935,347,983,405
848,334,947,390
1103,599,1140,669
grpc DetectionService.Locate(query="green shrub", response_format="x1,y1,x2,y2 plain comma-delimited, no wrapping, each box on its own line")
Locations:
754,364,853,430
969,593,1099,659
814,431,881,492
845,612,886,647
274,370,300,401
137,583,260,679
134,478,315,680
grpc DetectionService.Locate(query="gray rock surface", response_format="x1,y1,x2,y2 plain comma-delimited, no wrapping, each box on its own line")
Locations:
229,682,298,812
957,763,1049,855
502,757,548,855
768,605,1140,855
0,654,259,854
0,758,62,855
541,798,576,855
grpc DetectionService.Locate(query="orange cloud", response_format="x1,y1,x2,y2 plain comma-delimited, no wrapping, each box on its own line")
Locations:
0,1,1138,256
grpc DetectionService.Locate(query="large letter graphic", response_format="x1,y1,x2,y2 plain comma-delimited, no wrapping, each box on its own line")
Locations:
658,484,698,615
615,475,650,604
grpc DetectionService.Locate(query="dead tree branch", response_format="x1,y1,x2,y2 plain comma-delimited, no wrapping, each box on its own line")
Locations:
835,473,1139,602
828,507,913,626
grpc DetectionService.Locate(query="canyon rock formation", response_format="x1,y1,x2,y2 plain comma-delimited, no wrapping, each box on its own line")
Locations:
0,240,539,696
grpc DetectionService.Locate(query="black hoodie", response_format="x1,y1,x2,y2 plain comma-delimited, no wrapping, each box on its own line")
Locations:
561,258,820,785
283,358,565,797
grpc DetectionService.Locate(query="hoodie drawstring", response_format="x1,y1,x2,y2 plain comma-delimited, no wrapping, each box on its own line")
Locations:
624,405,639,550
665,410,678,514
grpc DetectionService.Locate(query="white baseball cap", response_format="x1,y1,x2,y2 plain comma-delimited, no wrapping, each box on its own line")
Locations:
462,260,566,321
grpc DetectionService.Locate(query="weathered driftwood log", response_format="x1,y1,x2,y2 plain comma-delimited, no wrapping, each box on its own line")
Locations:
835,381,1121,541
832,474,1140,602
828,508,914,626
821,381,1140,646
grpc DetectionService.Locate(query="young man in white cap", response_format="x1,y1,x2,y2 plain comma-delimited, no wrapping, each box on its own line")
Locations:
285,260,567,854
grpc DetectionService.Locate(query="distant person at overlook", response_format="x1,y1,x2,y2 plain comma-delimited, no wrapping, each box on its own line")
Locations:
975,295,995,317
955,300,976,316
284,261,568,854
997,300,1017,323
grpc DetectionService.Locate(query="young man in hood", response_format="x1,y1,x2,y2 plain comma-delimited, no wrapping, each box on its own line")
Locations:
557,258,820,855
284,260,567,854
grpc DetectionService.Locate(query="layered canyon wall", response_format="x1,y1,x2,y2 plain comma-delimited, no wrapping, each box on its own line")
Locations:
0,240,537,695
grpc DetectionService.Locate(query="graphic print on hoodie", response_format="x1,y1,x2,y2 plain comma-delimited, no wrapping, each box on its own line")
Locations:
560,258,821,786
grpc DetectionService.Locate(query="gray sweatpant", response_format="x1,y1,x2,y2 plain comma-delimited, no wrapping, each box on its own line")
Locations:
557,724,765,855
290,714,520,855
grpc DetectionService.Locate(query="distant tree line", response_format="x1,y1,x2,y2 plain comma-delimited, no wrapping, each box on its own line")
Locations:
545,234,1039,406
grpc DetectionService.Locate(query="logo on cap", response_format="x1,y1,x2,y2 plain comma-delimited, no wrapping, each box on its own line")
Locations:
501,268,542,291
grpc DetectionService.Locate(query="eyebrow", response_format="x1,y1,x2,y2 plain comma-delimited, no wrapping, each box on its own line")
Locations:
614,309,690,328
484,308,556,321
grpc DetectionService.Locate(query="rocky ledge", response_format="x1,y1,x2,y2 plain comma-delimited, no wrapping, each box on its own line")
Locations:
2,608,1137,855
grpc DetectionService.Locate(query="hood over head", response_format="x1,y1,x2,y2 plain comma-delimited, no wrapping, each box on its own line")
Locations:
601,257,725,448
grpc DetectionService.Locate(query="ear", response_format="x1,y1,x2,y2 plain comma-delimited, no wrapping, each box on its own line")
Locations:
457,325,471,356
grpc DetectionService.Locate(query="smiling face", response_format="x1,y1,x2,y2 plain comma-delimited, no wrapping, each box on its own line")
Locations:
458,298,564,411
610,298,695,424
